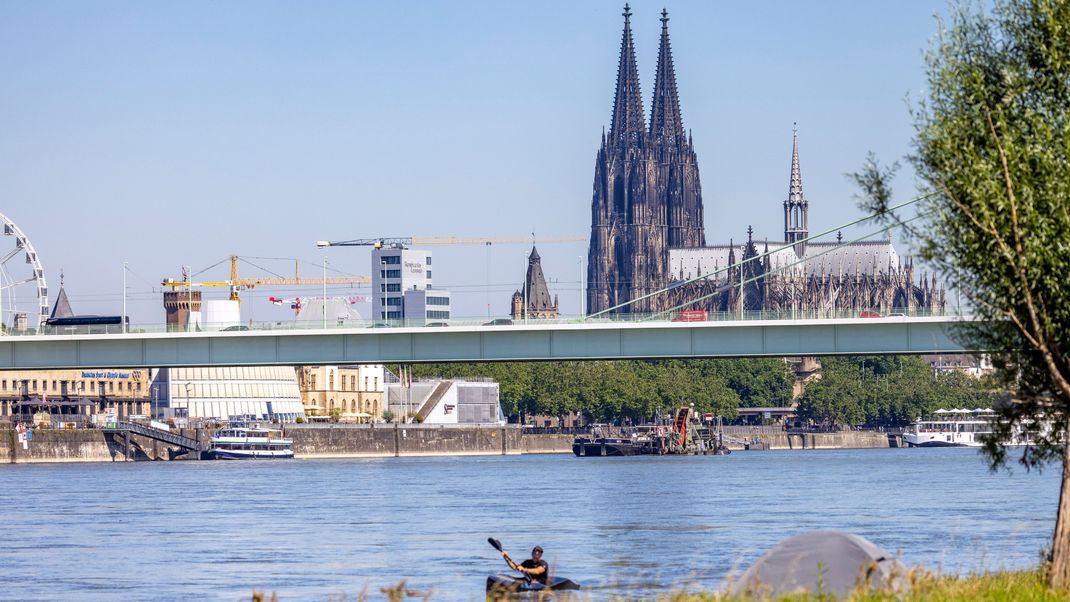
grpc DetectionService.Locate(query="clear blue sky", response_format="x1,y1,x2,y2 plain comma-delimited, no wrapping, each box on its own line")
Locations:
0,1,948,323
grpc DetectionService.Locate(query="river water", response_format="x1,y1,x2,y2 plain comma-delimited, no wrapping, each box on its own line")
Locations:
0,447,1060,601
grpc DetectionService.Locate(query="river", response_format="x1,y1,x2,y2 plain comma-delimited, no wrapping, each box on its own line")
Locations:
0,447,1059,601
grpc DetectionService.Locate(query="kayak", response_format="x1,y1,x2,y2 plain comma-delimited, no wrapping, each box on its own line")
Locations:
485,573,581,594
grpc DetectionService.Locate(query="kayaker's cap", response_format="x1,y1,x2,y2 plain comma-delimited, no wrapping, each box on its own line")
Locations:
532,546,543,554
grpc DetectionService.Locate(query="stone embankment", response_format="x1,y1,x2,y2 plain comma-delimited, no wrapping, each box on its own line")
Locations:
290,424,522,458
0,425,888,463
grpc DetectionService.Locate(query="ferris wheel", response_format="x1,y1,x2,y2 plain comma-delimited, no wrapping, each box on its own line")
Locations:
0,212,49,332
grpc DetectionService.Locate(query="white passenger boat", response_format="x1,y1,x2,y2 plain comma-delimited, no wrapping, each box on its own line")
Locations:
903,408,1028,448
206,427,294,460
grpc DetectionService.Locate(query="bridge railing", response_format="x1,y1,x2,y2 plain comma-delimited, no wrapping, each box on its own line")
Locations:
4,307,955,338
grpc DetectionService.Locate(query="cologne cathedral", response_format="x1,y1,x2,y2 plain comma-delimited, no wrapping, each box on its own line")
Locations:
586,6,945,316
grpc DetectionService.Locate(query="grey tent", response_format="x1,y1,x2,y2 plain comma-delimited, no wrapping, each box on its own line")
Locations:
728,531,907,599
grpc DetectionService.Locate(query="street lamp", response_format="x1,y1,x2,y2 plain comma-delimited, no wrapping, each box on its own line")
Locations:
578,256,584,318
122,261,127,334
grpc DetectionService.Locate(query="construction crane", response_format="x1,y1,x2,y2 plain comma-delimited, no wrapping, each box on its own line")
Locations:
161,255,370,303
315,235,586,249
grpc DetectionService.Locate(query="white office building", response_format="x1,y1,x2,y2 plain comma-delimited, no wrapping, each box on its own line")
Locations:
151,367,306,422
372,246,451,322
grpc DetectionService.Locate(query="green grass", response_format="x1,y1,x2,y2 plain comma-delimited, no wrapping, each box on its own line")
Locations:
248,569,1070,601
663,569,1066,602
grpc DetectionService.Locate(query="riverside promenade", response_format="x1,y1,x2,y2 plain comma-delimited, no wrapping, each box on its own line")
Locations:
0,424,889,463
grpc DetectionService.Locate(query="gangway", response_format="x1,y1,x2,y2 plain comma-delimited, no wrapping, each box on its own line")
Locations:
102,421,204,460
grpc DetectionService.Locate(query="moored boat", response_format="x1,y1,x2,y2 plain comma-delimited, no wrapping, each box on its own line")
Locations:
205,426,294,459
903,408,1034,448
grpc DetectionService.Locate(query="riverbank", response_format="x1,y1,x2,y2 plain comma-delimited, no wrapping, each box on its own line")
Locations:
0,424,890,463
676,569,1058,601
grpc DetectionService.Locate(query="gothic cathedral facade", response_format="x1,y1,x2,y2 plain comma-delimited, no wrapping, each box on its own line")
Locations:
586,6,945,317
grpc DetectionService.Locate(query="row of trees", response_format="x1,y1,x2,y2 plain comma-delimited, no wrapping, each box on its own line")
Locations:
409,358,794,422
795,356,997,427
407,356,995,426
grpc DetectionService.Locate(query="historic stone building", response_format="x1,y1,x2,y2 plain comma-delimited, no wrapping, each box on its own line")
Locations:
587,7,944,317
512,246,559,320
587,6,704,315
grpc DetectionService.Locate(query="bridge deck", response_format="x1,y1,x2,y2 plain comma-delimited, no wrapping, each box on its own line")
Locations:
0,317,968,369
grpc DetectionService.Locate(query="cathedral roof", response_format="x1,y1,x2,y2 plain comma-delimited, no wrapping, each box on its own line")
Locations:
669,239,902,282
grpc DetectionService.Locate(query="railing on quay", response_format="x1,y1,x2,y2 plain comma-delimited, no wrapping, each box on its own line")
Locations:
4,307,955,338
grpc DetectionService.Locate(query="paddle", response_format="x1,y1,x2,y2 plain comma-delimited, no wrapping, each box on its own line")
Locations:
487,537,529,581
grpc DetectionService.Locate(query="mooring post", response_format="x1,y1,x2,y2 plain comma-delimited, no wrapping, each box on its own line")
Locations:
394,422,400,458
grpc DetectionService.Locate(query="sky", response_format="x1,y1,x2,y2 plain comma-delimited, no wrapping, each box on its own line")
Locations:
0,1,951,324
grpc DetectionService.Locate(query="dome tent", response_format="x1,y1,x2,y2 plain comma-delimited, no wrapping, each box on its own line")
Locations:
728,531,907,598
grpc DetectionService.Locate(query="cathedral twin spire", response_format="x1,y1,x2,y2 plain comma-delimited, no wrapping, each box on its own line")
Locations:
608,5,686,152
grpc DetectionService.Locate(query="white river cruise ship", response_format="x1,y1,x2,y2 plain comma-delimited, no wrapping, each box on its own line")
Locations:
903,408,1033,448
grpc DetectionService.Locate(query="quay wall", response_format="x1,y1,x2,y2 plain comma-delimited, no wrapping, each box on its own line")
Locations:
0,428,116,464
288,425,523,458
761,431,890,450
0,426,889,463
521,434,574,454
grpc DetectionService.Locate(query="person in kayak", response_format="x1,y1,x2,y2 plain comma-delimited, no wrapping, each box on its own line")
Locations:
503,545,548,584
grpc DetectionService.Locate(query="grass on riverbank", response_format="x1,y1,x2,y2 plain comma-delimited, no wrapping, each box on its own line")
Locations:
669,569,1063,602
249,569,1066,601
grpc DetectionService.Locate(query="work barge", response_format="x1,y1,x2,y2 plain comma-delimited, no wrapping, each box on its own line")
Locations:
571,407,754,457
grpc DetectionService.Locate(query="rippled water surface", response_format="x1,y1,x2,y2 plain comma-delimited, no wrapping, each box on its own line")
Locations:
0,448,1059,601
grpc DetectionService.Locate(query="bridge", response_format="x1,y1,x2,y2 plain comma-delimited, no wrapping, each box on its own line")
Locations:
0,315,968,370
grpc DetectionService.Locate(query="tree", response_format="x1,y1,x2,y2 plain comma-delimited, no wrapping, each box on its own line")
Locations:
894,0,1070,587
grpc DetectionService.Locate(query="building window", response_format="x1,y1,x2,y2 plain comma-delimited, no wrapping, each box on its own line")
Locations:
426,271,432,279
386,311,401,319
386,297,401,306
364,376,369,391
426,310,450,320
32,380,37,391
1,380,5,390
386,283,400,292
380,270,386,278
52,380,57,391
426,296,449,306
374,377,379,389
310,375,317,390
382,256,401,265
329,372,334,390
109,382,114,393
380,284,386,293
426,257,431,265
386,269,401,278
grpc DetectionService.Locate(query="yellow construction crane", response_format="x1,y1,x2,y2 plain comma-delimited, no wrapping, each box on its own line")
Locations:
316,235,586,249
161,255,370,303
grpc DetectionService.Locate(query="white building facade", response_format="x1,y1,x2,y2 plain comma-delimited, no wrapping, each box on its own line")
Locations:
152,366,305,422
372,247,431,321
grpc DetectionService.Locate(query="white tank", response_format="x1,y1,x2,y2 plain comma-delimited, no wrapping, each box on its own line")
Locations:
202,299,241,329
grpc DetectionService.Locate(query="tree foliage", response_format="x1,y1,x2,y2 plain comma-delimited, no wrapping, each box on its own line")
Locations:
897,0,1070,588
407,359,791,422
796,356,996,427
908,0,1070,467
